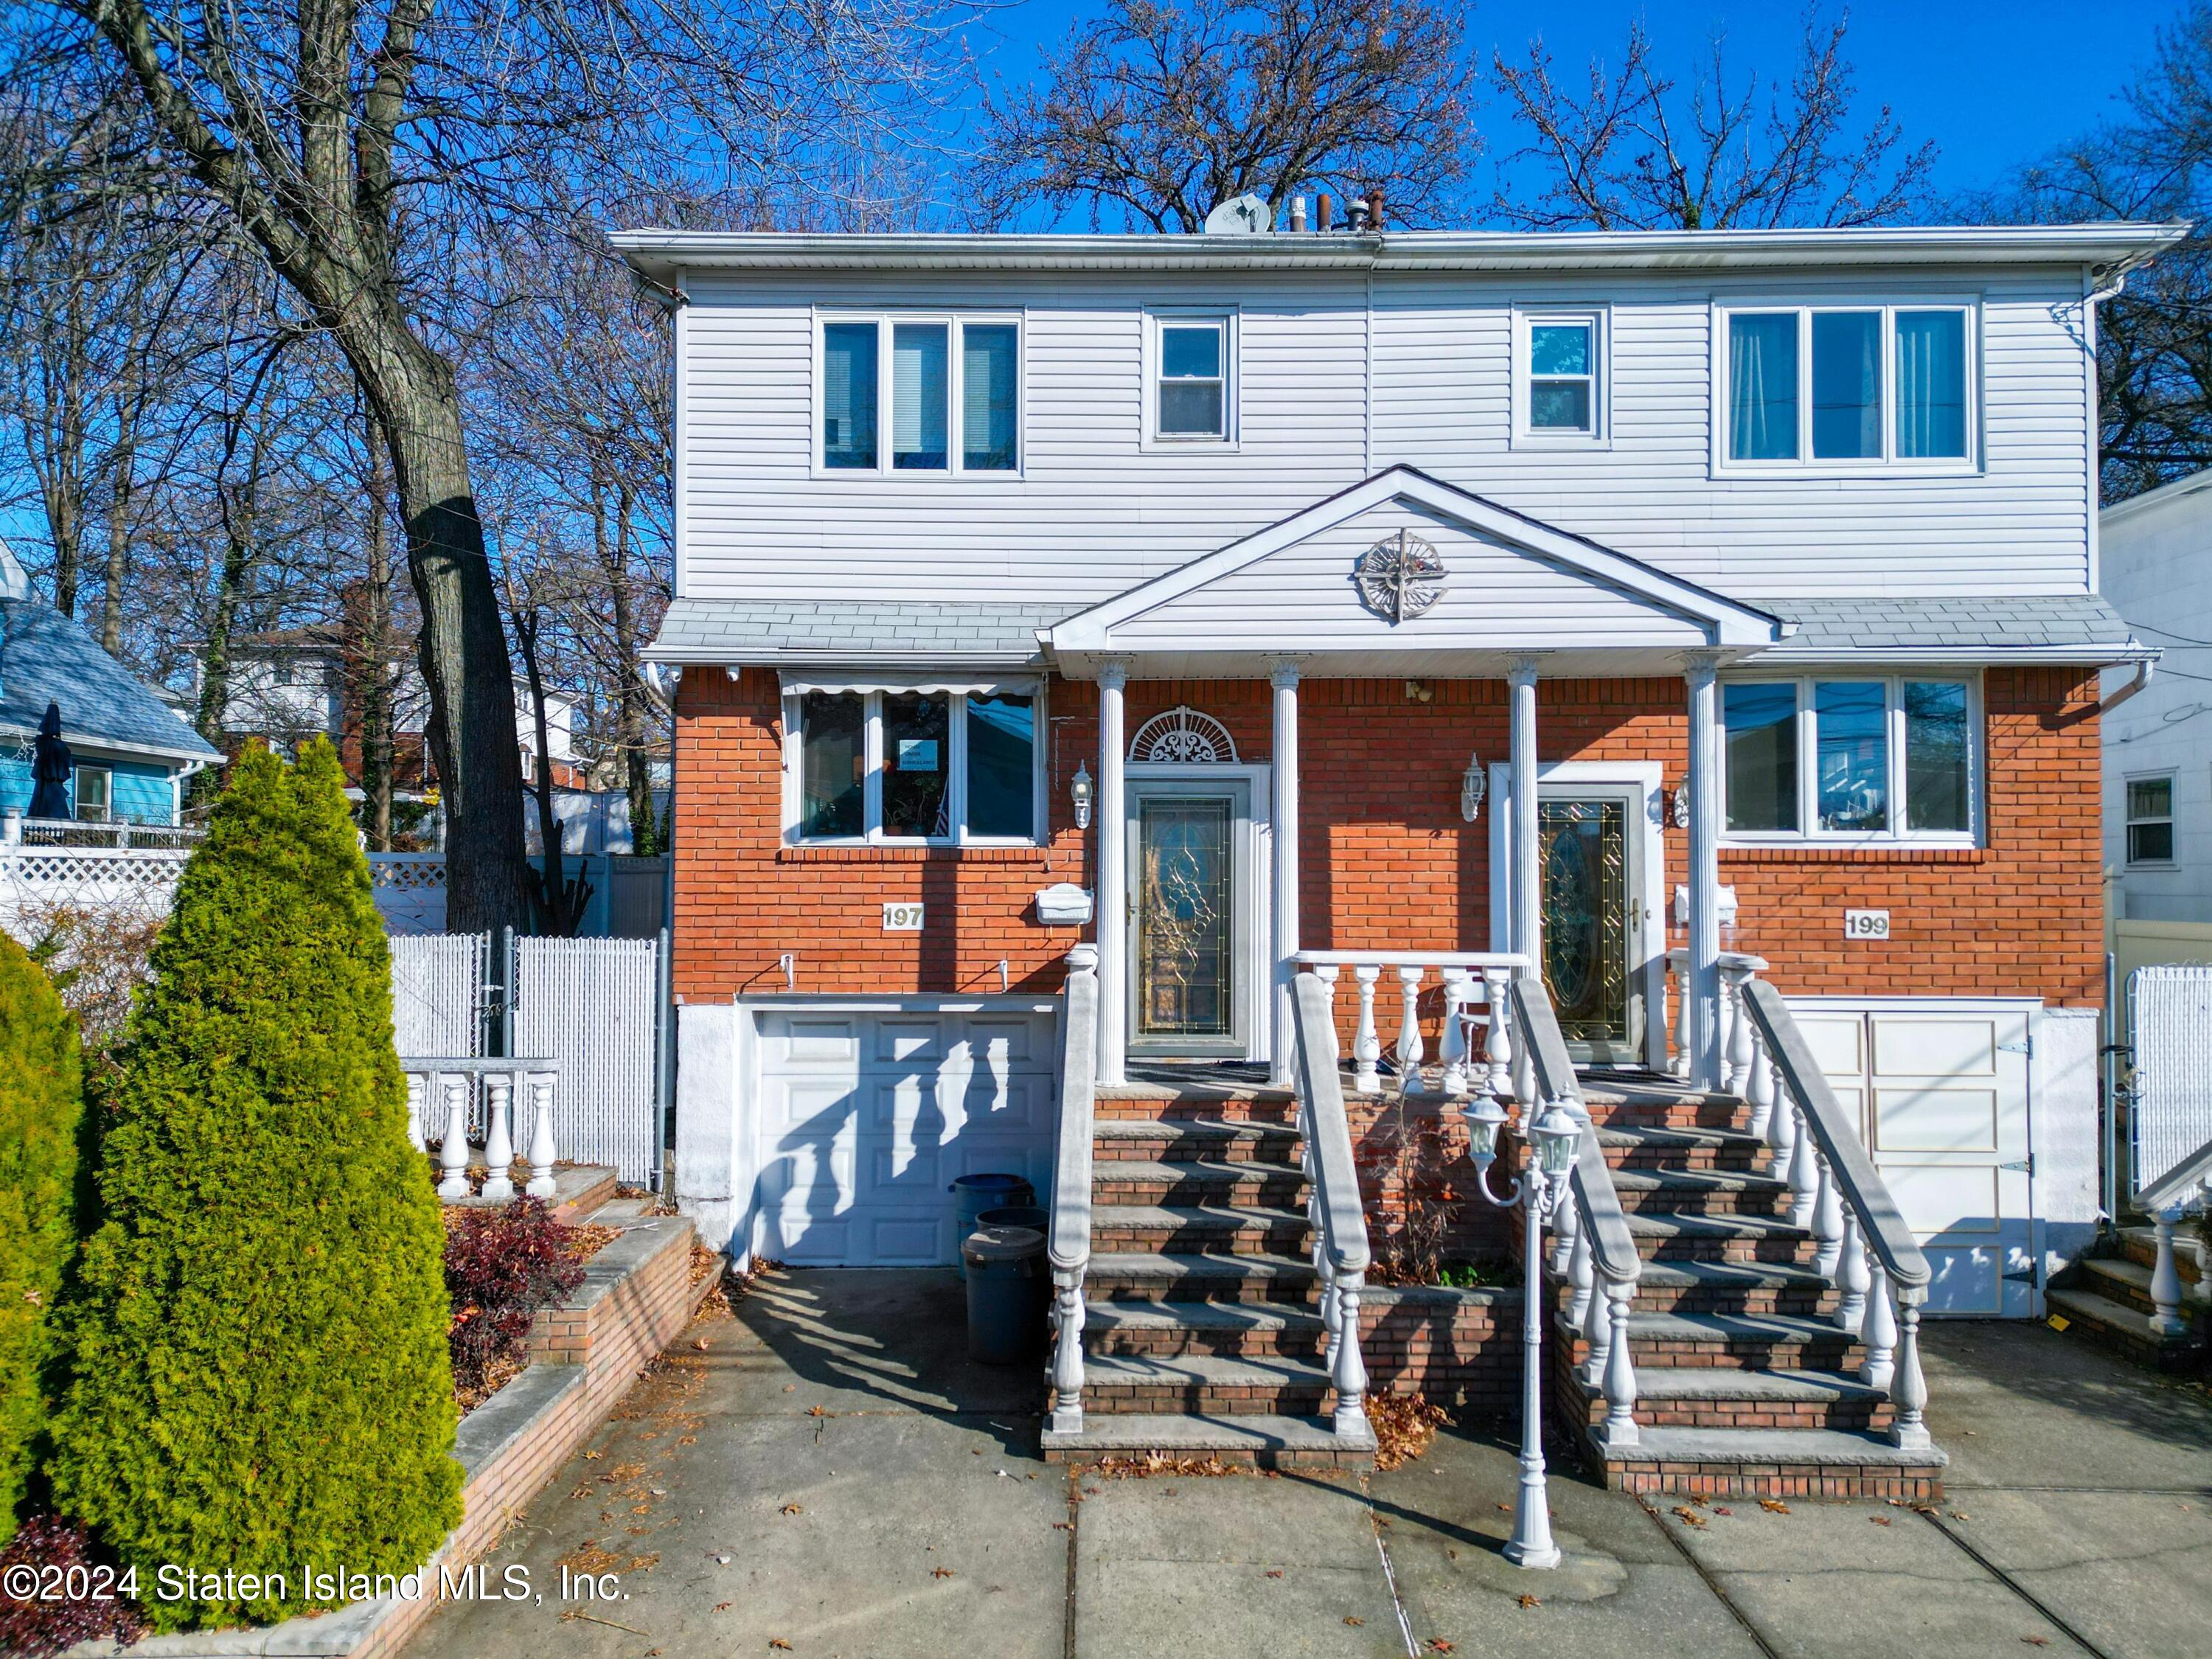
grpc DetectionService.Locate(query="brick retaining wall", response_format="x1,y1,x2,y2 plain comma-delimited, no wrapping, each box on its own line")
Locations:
1361,1284,1520,1414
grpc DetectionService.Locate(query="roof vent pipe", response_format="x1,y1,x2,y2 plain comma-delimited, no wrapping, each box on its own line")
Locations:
1289,195,1307,232
1315,192,1333,232
1366,188,1385,230
1347,195,1371,232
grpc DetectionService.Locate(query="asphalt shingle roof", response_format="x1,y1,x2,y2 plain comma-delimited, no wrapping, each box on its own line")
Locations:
647,599,1064,663
1748,594,2138,654
0,600,222,762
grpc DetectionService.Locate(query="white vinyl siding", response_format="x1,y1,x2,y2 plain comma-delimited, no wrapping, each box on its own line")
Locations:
680,269,2092,607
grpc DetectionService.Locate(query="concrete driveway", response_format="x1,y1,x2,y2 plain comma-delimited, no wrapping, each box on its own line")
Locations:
419,1270,2212,1659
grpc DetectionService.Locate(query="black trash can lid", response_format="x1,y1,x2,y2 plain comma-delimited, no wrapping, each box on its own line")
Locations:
962,1223,1044,1262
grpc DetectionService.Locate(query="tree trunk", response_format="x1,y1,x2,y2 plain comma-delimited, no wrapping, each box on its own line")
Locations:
360,334,532,934
100,383,138,654
606,483,659,857
358,439,397,851
192,526,251,806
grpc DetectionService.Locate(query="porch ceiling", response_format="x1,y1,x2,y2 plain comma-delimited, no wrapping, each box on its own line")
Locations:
1044,467,1784,676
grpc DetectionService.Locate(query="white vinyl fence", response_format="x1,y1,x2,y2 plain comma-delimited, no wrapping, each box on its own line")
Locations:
2128,964,2212,1195
389,932,490,1060
512,935,666,1185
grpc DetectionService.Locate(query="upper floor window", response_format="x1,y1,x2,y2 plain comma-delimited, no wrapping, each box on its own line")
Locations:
2127,774,2176,865
1720,304,1975,470
1516,309,1606,440
818,314,1020,475
787,684,1042,844
1148,312,1237,444
1721,675,1978,844
72,764,111,824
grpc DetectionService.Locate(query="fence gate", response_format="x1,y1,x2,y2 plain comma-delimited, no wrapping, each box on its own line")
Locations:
512,934,665,1185
389,933,489,1060
2128,964,2212,1195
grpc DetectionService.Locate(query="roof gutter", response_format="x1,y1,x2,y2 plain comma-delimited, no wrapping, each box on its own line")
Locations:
2099,655,2156,713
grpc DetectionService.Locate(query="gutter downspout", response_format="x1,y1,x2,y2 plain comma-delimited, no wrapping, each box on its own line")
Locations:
2098,658,2154,714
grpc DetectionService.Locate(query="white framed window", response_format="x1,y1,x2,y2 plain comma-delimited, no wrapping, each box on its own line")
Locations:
1719,675,1980,846
1514,307,1607,442
783,683,1044,845
815,313,1022,476
72,764,112,824
1714,302,1978,473
1144,310,1238,446
2126,773,2177,865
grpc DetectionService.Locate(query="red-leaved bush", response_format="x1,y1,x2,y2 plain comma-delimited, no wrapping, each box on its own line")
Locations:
443,1198,585,1399
0,1514,147,1658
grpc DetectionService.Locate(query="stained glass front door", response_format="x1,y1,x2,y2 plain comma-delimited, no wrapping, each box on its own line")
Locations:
1136,797,1234,1038
1540,797,1635,1057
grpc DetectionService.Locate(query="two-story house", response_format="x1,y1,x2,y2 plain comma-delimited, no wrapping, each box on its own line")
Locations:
621,218,2180,1486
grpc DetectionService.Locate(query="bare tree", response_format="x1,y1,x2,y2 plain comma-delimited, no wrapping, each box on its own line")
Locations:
978,0,1480,231
20,0,960,930
1491,10,1937,232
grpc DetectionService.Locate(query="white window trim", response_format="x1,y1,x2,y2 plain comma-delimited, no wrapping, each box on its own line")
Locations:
1141,307,1241,451
2125,769,2179,869
781,686,1047,846
1719,672,1983,849
1512,305,1610,447
1709,297,1982,479
72,763,113,824
810,309,1026,479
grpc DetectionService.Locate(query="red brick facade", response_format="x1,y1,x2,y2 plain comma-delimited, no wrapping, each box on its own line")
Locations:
672,665,2102,1014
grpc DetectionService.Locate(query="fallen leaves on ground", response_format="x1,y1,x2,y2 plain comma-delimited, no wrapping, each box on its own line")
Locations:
779,1503,802,1516
557,1543,624,1573
807,1405,829,1417
714,1603,732,1613
1369,1394,1451,1471
1672,1506,1708,1528
932,1567,956,1579
1870,1516,1893,1527
1264,1569,1284,1579
770,1641,793,1652
568,1222,622,1265
1091,1453,1240,1478
1518,1593,1542,1609
1426,1640,1458,1653
2023,1638,2051,1647
1344,1616,1365,1626
1759,1499,1790,1514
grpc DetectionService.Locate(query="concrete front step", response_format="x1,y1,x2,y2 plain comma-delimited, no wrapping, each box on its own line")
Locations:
1090,1118,1304,1164
2076,1254,2162,1317
1599,1124,1772,1173
1589,1425,1946,1499
1091,1202,1312,1255
2047,1284,2207,1371
1593,1308,1866,1370
1091,1157,1309,1206
1042,1410,1374,1469
1612,1258,1839,1318
1085,1297,1327,1357
1086,1248,1321,1303
1079,1351,1332,1414
1575,1367,1893,1433
1610,1167,1792,1217
1624,1211,1818,1265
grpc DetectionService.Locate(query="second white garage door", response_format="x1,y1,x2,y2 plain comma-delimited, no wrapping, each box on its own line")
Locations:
751,1002,1060,1267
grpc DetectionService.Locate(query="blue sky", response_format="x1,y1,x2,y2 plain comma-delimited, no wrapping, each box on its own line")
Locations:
951,0,2186,211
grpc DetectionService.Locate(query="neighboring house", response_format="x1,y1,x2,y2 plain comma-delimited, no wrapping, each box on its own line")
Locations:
619,217,2179,1481
209,626,585,791
2098,468,2212,924
0,540,223,825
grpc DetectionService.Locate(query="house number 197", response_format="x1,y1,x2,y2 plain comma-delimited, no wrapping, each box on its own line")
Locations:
883,903,925,932
1843,909,1891,941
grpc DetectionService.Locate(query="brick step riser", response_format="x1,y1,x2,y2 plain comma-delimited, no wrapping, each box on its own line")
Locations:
1093,1226,1313,1256
2118,1236,2206,1283
1091,1180,1310,1207
2076,1272,2160,1318
1635,1237,1820,1267
1579,1397,1892,1433
1587,1286,1840,1318
1591,1105,1751,1133
1092,1140,1303,1165
1084,1385,1332,1416
1089,1328,1327,1360
1615,1189,1793,1219
1602,1340,1868,1370
1096,1101,1298,1126
1088,1279,1320,1307
1604,1147,1773,1175
1598,1463,1941,1502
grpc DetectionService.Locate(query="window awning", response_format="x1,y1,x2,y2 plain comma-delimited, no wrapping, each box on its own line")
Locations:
779,672,1042,698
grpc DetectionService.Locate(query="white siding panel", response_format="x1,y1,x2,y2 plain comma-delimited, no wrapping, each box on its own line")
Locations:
1111,499,1705,649
676,267,2096,611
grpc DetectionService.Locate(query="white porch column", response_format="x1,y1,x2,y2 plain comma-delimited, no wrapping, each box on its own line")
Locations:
1508,657,1542,974
1683,650,1723,1088
1269,659,1302,1085
1096,659,1130,1085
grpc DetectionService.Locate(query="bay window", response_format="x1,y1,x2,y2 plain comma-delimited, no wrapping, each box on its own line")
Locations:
1722,303,1975,468
817,314,1021,474
787,682,1041,844
1721,676,1978,843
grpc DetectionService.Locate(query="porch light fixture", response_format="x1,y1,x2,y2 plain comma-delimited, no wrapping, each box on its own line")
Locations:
1670,786,1690,828
1461,753,1486,823
1071,762,1093,830
1467,1092,1586,1572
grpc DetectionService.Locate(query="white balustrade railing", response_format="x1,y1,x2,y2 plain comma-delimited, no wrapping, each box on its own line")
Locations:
2135,1130,2212,1339
1664,947,1771,1084
1736,980,1936,1451
1290,972,1377,1441
1046,947,1100,1436
1510,976,1645,1450
2,812,206,850
400,1056,560,1203
1294,952,1531,1098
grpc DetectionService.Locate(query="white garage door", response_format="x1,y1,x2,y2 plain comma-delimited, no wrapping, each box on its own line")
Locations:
1791,997,2037,1317
751,1004,1059,1267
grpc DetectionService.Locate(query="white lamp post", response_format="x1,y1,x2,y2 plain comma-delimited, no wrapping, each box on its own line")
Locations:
1468,1094,1585,1571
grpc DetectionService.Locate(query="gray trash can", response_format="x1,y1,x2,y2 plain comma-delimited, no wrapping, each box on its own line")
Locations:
962,1223,1046,1366
950,1173,1035,1242
977,1203,1050,1234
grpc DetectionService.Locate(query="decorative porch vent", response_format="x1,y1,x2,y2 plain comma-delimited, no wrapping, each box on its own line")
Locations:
1129,707,1239,764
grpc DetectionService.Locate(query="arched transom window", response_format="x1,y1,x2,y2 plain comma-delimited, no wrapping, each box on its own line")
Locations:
1128,706,1239,765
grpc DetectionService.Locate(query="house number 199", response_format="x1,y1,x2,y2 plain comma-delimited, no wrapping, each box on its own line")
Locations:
883,902,925,932
1843,909,1891,941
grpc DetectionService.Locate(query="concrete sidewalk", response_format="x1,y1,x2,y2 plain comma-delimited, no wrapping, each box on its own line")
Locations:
419,1270,2212,1659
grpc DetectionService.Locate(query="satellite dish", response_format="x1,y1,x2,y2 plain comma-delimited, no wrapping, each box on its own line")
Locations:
1203,193,1273,235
